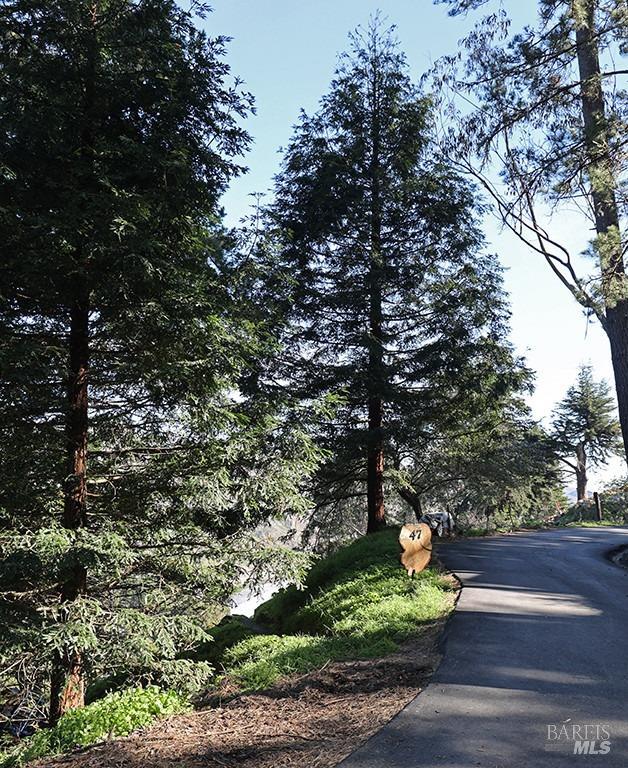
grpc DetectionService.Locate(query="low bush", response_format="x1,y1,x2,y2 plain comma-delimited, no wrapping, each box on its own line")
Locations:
556,501,628,527
0,686,188,767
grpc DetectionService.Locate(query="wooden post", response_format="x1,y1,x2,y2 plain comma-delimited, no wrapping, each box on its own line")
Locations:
593,491,603,522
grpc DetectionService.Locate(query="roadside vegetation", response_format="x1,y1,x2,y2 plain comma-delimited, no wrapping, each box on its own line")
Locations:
457,475,628,536
224,529,456,690
0,688,188,768
0,529,456,767
555,478,628,528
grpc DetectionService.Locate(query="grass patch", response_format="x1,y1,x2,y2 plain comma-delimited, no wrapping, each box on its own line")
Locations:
183,615,258,666
222,528,456,691
0,687,188,768
222,633,396,690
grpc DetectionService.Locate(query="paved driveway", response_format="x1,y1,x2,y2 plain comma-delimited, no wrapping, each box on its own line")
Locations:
340,527,628,767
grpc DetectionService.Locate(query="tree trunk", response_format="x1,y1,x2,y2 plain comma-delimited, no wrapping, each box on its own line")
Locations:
49,7,98,725
64,301,89,530
575,442,588,502
576,469,588,502
49,564,87,726
573,0,628,463
50,299,89,726
366,398,385,532
606,305,628,463
366,58,386,534
366,248,385,531
397,485,423,521
50,651,84,727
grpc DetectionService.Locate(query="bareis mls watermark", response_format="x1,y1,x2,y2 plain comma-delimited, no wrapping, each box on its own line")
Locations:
547,723,611,755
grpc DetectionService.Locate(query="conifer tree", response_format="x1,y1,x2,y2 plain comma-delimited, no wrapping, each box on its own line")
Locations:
0,0,317,724
268,19,530,534
551,365,621,499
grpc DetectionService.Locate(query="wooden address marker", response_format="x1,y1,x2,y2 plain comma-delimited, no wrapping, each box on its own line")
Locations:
399,523,432,576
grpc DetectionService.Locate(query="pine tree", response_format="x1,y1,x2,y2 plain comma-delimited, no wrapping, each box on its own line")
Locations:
0,0,317,724
434,0,628,464
268,18,530,535
551,365,621,500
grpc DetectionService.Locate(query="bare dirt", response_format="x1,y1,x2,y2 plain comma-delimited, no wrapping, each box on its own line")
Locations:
33,618,451,768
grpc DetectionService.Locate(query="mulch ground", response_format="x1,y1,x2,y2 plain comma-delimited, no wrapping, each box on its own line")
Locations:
34,615,452,768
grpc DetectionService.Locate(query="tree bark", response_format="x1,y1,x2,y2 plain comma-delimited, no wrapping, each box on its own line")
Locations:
49,562,87,726
50,298,89,726
366,55,386,534
573,0,628,463
606,306,628,462
50,5,97,724
64,301,89,529
575,442,588,501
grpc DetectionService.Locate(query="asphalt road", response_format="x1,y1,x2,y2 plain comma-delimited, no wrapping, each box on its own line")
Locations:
340,526,628,768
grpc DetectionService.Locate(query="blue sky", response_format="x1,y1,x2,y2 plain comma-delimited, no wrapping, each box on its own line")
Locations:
201,1,621,484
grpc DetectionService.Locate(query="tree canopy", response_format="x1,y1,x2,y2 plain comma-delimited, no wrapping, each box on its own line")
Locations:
432,0,628,463
264,19,542,539
551,365,621,499
0,0,318,726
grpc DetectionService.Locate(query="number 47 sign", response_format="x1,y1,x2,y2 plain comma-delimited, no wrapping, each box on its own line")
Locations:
399,524,432,577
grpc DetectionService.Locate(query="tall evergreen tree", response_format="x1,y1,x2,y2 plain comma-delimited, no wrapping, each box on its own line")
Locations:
433,0,628,463
268,19,530,534
0,0,317,724
551,365,621,499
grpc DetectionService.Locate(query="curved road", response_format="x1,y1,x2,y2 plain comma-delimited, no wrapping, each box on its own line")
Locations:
340,526,628,767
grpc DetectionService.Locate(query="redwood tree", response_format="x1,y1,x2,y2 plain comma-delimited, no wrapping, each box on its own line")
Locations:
268,19,525,535
0,0,317,725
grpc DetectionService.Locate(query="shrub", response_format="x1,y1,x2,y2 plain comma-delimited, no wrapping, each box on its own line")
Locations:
0,686,188,767
185,615,258,665
251,585,308,633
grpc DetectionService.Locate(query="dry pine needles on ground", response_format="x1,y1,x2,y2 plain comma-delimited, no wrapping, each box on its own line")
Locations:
32,613,453,768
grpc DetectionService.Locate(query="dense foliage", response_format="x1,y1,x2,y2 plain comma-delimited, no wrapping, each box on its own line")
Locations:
0,0,318,727
264,20,549,540
397,419,566,533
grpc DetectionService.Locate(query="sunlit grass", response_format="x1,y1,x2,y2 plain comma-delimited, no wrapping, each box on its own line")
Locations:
223,528,456,690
